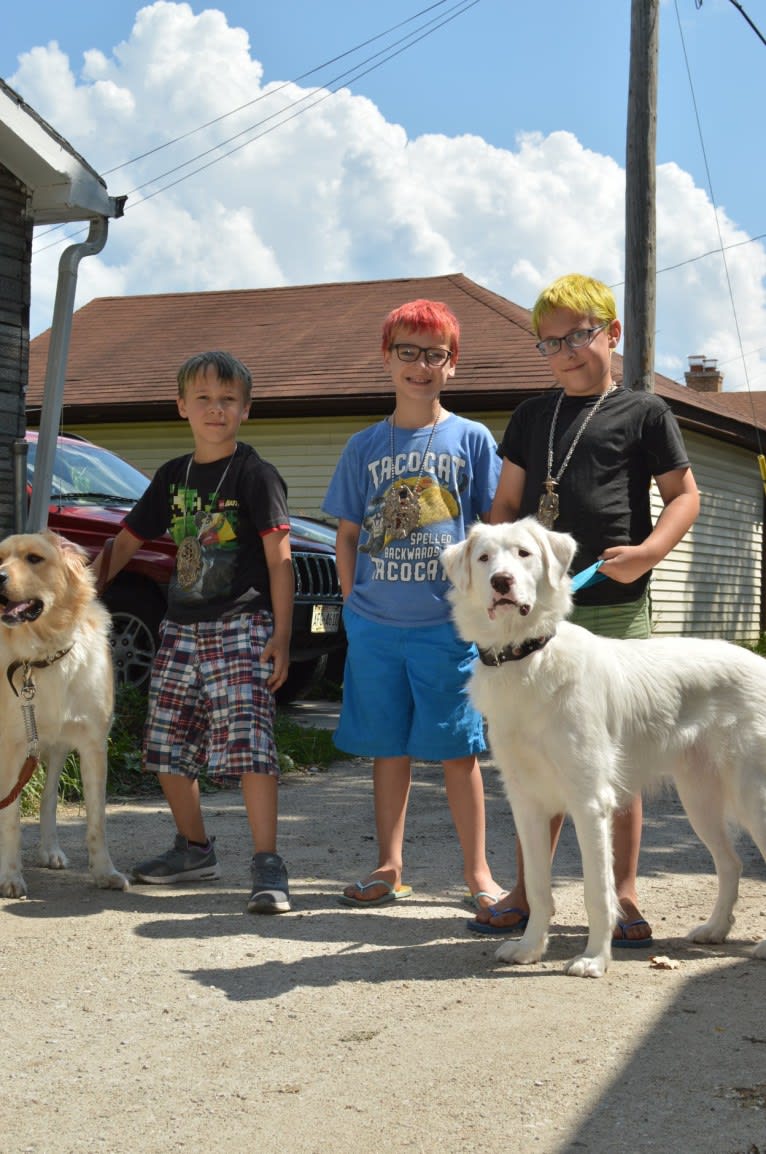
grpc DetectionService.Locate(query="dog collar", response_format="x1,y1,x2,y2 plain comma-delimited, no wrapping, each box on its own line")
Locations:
6,646,73,697
477,635,553,666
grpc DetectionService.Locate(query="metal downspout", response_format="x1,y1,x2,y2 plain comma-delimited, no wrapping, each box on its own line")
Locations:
26,216,110,532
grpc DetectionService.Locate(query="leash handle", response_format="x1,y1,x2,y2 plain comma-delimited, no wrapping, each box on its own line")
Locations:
570,560,607,592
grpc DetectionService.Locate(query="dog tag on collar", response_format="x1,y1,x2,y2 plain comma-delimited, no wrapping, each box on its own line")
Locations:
570,560,607,592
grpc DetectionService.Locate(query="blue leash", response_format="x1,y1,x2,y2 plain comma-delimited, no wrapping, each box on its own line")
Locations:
570,560,607,592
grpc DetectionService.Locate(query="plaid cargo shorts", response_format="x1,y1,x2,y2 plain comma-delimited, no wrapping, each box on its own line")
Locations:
143,612,279,780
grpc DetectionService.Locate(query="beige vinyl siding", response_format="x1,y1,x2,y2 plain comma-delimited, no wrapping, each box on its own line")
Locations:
651,430,763,642
67,412,507,518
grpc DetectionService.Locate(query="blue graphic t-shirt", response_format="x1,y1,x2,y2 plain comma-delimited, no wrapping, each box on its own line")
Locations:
323,413,500,627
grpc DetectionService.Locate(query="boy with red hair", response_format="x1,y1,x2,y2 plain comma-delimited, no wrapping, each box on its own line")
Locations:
324,299,507,910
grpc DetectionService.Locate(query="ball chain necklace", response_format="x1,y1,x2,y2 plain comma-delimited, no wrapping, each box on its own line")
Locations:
381,406,441,540
176,447,238,589
537,386,616,529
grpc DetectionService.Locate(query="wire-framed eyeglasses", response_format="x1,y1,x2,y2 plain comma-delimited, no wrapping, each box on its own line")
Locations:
535,324,608,358
390,343,453,368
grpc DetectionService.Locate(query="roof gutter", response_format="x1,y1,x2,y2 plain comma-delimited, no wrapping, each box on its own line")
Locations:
26,212,124,531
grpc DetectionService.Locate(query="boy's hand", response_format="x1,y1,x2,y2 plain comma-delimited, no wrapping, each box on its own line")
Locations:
261,635,290,691
598,544,653,584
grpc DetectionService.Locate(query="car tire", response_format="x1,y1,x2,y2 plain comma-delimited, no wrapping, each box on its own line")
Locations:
103,582,165,691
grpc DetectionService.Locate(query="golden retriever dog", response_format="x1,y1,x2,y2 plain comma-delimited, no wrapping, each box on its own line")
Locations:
442,517,766,977
0,531,128,897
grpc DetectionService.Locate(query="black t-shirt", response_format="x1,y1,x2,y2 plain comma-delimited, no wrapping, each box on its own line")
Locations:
498,387,690,606
124,442,289,624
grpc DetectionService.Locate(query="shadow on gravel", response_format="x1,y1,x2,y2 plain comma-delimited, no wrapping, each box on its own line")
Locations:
558,954,766,1154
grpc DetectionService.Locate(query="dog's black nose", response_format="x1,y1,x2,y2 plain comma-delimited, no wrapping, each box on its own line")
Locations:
490,572,513,595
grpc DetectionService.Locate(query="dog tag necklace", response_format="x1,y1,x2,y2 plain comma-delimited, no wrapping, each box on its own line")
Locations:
176,449,237,589
538,386,615,529
381,408,440,540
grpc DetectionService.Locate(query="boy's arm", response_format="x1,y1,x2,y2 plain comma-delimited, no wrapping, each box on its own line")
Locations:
599,466,700,584
489,460,526,525
261,528,294,691
91,527,144,587
334,518,360,601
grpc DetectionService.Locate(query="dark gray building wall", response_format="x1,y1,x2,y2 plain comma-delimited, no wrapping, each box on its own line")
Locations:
0,164,32,535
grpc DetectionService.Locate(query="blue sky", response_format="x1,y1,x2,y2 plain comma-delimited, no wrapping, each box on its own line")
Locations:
3,0,766,389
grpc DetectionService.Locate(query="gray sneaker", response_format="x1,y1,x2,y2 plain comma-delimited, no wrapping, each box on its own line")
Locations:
248,851,291,913
131,834,221,884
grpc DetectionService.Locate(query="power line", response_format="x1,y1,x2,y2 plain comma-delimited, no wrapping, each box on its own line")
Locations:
725,0,766,46
101,0,469,177
674,0,754,404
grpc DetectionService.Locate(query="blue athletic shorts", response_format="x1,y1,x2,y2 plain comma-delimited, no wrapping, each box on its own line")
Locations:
334,607,486,762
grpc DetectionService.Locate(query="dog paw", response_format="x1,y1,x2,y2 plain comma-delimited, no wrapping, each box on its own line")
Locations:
566,953,608,978
0,874,28,899
93,869,130,891
495,937,546,965
38,847,69,870
686,918,732,944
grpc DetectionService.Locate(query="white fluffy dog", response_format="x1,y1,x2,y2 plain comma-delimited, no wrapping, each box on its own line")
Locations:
0,531,128,897
442,517,766,977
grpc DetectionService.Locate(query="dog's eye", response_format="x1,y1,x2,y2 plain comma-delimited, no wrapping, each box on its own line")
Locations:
477,552,489,563
26,553,45,565
518,549,531,558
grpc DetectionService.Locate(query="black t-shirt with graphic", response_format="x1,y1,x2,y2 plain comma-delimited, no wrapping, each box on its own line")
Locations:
498,387,690,606
124,442,289,624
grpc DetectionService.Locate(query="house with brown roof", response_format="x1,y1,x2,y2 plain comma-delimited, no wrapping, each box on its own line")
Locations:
26,273,766,642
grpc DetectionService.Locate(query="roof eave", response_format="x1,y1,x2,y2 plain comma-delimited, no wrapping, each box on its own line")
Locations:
0,79,124,222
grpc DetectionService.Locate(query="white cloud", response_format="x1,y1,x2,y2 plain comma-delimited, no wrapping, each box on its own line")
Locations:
12,0,766,390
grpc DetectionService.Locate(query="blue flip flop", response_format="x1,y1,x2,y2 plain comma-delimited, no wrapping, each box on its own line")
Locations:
613,918,654,949
338,879,413,908
466,906,530,936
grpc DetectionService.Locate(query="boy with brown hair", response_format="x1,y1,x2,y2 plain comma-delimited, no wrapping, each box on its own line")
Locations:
94,350,294,913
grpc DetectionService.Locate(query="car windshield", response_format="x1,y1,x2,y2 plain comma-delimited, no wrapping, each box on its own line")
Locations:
27,438,151,504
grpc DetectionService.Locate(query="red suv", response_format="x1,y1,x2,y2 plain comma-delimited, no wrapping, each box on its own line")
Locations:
25,431,345,702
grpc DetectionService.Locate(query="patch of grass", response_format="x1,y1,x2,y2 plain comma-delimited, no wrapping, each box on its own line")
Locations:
274,711,339,772
18,685,340,813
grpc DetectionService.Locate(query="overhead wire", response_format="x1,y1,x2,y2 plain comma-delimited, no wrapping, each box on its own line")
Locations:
673,0,763,465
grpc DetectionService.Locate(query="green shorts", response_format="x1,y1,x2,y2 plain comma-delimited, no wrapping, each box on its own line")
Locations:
570,591,651,640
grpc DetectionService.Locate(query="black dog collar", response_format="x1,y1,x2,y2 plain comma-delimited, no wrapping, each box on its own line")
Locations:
477,634,553,666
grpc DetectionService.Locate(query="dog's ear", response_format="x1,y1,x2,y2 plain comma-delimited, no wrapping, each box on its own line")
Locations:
526,518,577,584
441,534,473,593
49,531,89,570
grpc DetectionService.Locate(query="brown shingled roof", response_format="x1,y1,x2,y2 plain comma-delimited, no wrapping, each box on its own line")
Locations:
27,272,765,450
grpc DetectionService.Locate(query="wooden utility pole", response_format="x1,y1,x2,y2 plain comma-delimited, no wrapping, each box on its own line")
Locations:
623,0,660,392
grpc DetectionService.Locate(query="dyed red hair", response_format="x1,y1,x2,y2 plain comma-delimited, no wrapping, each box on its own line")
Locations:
380,299,460,362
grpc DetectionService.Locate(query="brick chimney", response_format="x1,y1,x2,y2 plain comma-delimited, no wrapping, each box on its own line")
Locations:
684,355,724,392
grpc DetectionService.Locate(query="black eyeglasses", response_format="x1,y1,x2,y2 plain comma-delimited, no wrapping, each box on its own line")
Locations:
535,324,608,358
390,343,453,368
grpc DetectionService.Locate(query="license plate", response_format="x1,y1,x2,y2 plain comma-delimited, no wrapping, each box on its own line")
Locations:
311,604,341,633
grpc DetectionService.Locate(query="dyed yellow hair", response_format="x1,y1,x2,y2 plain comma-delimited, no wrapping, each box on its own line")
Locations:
531,274,618,337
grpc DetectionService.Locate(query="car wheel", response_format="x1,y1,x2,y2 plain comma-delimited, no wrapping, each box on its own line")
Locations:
103,584,165,690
